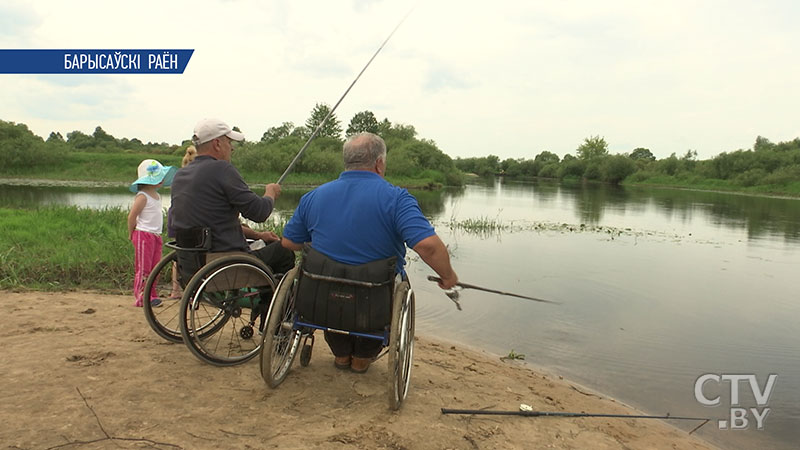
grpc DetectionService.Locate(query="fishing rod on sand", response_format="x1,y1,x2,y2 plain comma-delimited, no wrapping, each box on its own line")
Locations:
276,6,416,185
441,405,712,435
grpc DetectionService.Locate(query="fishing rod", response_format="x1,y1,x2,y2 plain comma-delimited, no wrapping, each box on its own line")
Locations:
441,407,711,434
277,6,416,185
427,276,560,305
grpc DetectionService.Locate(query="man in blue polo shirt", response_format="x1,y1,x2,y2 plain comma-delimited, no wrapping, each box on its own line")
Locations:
282,132,458,373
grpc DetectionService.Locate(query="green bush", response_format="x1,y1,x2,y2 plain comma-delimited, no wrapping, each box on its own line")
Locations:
538,163,559,179
0,120,64,169
734,168,768,187
583,163,602,180
601,155,637,184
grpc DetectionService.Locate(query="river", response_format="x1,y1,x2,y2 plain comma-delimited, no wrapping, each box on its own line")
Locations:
1,179,798,450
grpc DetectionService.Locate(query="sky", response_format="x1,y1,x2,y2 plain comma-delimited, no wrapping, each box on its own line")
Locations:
1,0,799,161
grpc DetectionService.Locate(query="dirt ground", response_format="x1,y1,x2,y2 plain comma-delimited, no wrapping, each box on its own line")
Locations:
1,291,716,449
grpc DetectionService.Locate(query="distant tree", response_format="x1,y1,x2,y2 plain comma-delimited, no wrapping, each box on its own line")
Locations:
659,153,680,176
630,147,655,161
601,154,637,184
261,122,295,143
92,126,116,146
346,110,379,136
290,126,310,140
500,158,522,176
377,118,392,136
305,103,342,139
66,130,93,149
576,135,609,160
534,151,560,165
382,123,417,142
0,120,63,168
754,135,774,152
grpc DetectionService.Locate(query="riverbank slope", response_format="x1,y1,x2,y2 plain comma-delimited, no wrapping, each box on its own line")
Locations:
0,291,715,449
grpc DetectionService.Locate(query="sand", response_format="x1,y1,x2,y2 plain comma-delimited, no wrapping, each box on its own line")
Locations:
0,291,716,450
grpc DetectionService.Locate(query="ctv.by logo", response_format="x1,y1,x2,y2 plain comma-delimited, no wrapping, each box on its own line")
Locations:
694,373,777,430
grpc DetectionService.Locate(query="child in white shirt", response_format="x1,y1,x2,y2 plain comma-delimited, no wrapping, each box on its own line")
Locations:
127,159,176,307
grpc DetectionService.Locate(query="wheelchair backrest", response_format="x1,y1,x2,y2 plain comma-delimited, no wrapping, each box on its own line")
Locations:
296,245,396,333
169,227,212,288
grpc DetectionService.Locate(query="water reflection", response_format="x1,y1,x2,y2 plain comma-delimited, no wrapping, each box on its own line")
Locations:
2,181,799,243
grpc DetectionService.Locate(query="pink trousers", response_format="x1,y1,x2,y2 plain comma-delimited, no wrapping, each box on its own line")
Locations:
132,230,163,306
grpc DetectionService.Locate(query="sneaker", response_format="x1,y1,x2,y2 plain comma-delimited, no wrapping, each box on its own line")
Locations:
150,298,162,308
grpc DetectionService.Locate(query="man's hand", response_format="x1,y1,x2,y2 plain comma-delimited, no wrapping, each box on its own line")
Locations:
412,235,458,290
257,231,280,242
264,183,282,200
436,273,459,290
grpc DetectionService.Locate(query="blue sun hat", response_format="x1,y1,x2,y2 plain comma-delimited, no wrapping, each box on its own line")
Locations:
129,159,177,193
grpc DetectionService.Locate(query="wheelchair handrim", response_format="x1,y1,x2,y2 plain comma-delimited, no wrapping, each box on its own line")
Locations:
188,262,274,362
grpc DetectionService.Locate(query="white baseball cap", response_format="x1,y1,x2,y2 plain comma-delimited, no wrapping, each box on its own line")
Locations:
192,118,245,145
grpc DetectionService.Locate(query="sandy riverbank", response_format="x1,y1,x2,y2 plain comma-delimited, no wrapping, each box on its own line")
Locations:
0,291,716,449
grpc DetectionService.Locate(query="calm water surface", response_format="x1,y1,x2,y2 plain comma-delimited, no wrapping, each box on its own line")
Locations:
2,179,798,450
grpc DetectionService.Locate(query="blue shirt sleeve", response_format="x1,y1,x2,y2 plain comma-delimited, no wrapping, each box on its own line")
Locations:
395,189,435,248
283,191,312,244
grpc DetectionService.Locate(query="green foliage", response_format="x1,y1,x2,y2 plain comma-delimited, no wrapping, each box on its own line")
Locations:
630,147,655,161
558,158,586,179
0,116,463,188
576,135,609,160
261,122,295,144
346,110,379,136
0,120,64,169
305,103,342,140
583,163,602,180
538,163,559,179
0,205,288,291
601,154,637,184
454,155,500,176
501,349,525,361
0,206,131,290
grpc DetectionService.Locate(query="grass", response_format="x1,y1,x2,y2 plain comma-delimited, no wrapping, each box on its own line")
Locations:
446,216,509,236
0,205,284,292
625,175,800,198
500,349,526,361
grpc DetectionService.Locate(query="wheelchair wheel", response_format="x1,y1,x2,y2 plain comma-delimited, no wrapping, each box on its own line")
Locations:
143,251,185,343
388,280,415,410
260,266,302,387
180,254,276,366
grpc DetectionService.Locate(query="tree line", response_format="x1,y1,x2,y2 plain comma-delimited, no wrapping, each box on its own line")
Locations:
0,104,464,186
455,135,800,192
2,111,798,193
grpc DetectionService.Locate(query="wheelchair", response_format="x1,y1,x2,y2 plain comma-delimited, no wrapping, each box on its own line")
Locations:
143,228,279,366
259,246,416,410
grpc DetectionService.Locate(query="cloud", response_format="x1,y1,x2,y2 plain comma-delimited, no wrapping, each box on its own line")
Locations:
423,65,472,92
0,2,40,44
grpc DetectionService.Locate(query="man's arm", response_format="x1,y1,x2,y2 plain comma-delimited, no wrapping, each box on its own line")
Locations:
241,223,279,242
281,236,304,252
412,235,458,289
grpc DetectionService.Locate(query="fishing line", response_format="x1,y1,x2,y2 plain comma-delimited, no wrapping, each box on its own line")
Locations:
277,4,417,184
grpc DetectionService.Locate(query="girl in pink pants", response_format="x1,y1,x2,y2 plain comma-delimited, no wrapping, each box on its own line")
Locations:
127,159,177,307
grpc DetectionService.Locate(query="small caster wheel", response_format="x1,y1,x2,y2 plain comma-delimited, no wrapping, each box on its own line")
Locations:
300,344,312,366
240,325,254,339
